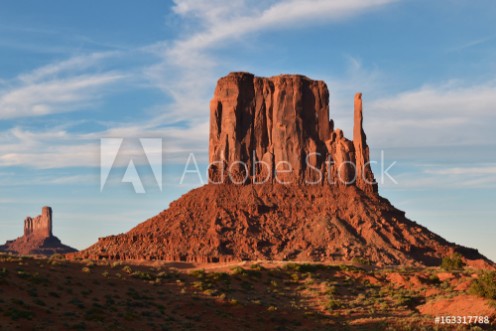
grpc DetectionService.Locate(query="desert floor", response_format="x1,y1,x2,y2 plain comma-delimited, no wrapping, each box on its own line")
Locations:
0,254,494,330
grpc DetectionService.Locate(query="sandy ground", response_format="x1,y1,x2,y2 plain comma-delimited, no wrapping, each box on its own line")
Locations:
0,254,494,330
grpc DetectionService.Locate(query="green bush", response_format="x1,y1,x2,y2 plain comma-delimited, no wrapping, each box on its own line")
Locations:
283,263,326,273
469,270,496,299
4,307,34,320
250,263,265,271
440,253,464,271
190,269,206,279
131,271,153,280
351,257,372,266
231,266,248,276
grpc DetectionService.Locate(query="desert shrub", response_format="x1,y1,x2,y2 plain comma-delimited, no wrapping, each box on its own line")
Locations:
283,263,327,273
240,280,253,290
48,254,66,266
84,260,95,267
469,270,496,299
70,298,85,309
339,264,362,272
81,267,91,273
208,272,230,282
190,269,206,279
250,263,265,271
16,270,49,285
111,261,122,268
49,291,60,298
34,299,46,306
131,271,153,280
49,254,65,261
4,307,34,320
121,265,133,274
231,266,248,276
392,289,420,308
156,271,171,279
290,272,300,282
326,298,341,310
427,273,441,285
84,306,106,322
440,253,464,271
352,257,372,266
202,289,217,296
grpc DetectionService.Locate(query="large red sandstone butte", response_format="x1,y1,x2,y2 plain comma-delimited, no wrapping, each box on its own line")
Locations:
208,73,376,193
75,72,492,267
0,206,77,256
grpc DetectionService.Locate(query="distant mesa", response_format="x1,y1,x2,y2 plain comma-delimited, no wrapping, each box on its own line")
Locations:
75,72,493,268
0,206,77,256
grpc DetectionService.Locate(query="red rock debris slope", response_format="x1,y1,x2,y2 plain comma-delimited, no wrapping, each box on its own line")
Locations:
75,72,492,267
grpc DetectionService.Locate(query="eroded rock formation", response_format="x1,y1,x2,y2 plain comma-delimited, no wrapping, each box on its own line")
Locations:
73,72,492,268
0,206,77,256
23,206,53,238
208,72,377,193
353,93,377,194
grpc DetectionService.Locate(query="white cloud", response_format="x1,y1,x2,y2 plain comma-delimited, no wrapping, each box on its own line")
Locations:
448,35,496,52
0,73,125,119
379,163,496,190
425,166,496,176
171,0,398,54
17,51,119,84
145,0,399,123
371,81,496,116
0,49,126,120
365,81,496,148
0,120,209,169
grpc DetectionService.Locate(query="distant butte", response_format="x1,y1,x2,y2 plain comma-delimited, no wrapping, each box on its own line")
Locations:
0,206,77,256
74,72,493,268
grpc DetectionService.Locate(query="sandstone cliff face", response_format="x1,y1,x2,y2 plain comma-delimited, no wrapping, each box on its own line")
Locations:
23,206,52,238
209,72,377,193
0,207,77,256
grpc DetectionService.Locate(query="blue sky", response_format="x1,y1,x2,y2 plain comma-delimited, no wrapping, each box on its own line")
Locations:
1,0,495,261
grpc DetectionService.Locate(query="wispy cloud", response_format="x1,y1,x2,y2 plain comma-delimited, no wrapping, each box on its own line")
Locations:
365,81,496,147
425,166,496,176
0,73,125,119
0,50,126,120
18,51,120,84
0,120,209,169
380,163,496,190
145,0,399,123
448,35,496,52
171,0,398,54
